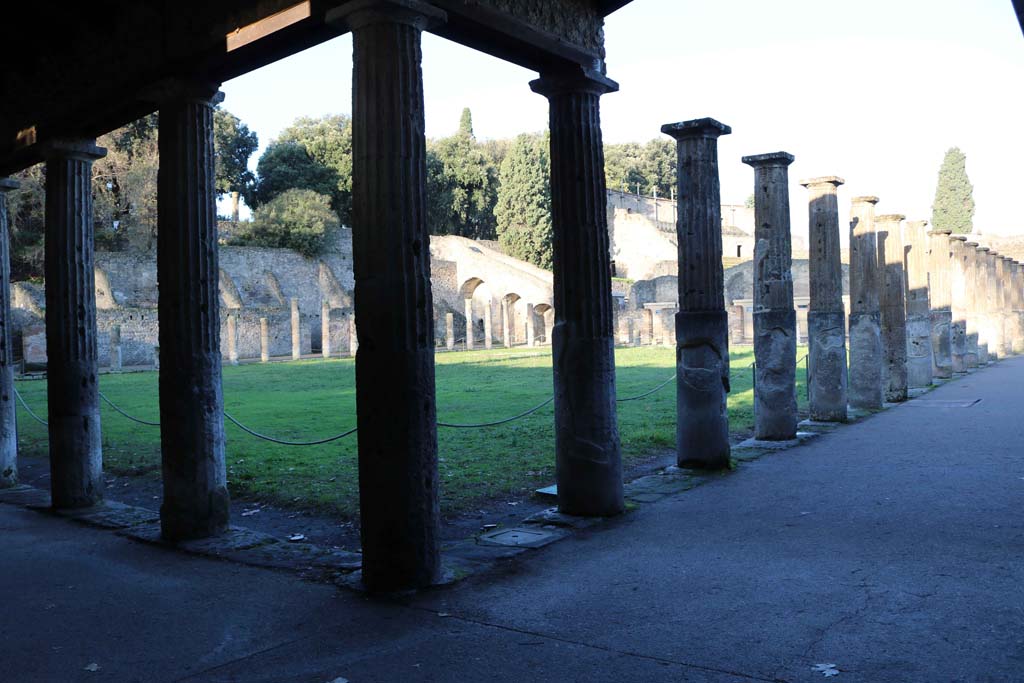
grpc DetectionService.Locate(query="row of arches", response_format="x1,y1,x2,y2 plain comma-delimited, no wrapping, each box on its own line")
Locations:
460,277,552,349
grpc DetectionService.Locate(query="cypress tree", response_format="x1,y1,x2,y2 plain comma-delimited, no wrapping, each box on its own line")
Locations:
930,147,975,234
495,133,552,268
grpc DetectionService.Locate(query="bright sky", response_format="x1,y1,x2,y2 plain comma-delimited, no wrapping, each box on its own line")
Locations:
221,0,1024,238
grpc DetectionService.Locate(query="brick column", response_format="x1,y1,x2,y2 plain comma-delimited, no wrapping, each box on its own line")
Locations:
531,65,623,515
0,179,18,487
876,214,907,402
43,139,106,508
329,0,445,590
848,196,883,409
801,176,848,422
903,219,933,388
927,229,954,378
662,118,732,469
743,152,797,440
155,83,229,539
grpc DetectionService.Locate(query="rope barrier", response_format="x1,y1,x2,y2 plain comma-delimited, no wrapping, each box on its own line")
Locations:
13,386,47,426
616,374,676,402
437,395,554,428
98,391,160,426
223,411,358,446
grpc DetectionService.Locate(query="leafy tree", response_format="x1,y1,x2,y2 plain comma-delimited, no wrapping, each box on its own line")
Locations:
234,189,339,257
931,147,975,234
426,108,499,239
275,115,353,224
744,194,756,209
213,108,258,221
93,114,160,251
604,139,676,198
250,141,339,211
495,132,552,268
6,164,46,280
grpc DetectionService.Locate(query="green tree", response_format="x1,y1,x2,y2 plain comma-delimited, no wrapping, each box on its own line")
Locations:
426,108,499,239
213,107,258,221
275,115,353,224
93,113,160,251
931,147,975,234
604,138,676,198
495,132,552,268
235,189,339,257
250,141,339,211
6,164,46,280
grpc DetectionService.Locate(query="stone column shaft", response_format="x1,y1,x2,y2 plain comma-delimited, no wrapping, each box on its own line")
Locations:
109,324,123,372
1013,261,1024,354
927,229,954,377
501,299,512,347
744,152,797,440
226,313,239,365
903,220,933,388
483,301,493,350
445,312,454,351
322,301,332,358
330,0,444,590
44,139,106,508
662,118,732,468
532,66,624,515
0,179,19,487
290,297,301,360
848,196,883,409
963,242,981,367
877,214,908,402
155,86,229,539
948,236,969,371
975,246,990,364
348,314,358,356
464,299,474,350
260,317,269,362
525,304,535,347
801,176,847,421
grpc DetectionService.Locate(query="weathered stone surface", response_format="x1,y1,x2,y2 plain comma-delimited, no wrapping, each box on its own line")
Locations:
1011,261,1024,355
155,84,229,540
290,297,300,360
974,246,991,364
259,317,269,362
0,179,18,487
848,196,883,409
109,324,123,371
226,313,239,365
903,220,933,388
962,241,981,367
928,230,954,377
662,118,732,468
322,301,332,358
996,256,1013,357
330,0,445,591
43,139,106,508
532,66,623,515
744,152,797,440
445,312,454,350
876,214,907,402
802,176,847,422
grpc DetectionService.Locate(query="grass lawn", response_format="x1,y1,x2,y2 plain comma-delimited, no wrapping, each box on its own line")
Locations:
13,345,808,517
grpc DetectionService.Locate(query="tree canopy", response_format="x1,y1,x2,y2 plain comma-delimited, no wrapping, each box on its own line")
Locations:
273,115,353,225
930,147,975,234
213,108,258,221
495,132,552,268
234,188,339,257
604,138,676,198
426,108,499,239
250,141,340,213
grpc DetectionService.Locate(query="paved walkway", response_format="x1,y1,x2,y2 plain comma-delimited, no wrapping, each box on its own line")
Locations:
3,358,1023,682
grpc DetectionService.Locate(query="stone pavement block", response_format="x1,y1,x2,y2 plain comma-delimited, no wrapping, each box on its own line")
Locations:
0,484,50,507
56,500,159,529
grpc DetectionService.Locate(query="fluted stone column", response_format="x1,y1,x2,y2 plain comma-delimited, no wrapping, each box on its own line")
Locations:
903,219,933,388
963,242,981,367
877,214,907,402
1012,261,1024,354
259,317,269,362
743,152,797,440
531,66,623,515
948,236,969,372
662,118,731,469
329,0,444,590
996,256,1012,357
43,139,106,508
0,179,19,487
322,301,332,358
982,249,1001,360
226,313,239,365
801,176,848,422
927,229,954,378
464,299,474,350
445,312,454,351
109,325,123,372
155,84,229,539
525,304,535,348
975,246,991,364
483,302,493,350
501,299,512,347
290,298,300,360
848,196,883,409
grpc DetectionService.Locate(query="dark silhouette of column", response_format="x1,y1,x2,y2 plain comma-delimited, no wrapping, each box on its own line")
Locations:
531,65,624,516
801,176,848,422
155,82,229,539
903,219,933,388
877,214,907,402
0,178,18,487
927,229,954,378
743,152,797,439
848,196,883,409
662,118,731,468
43,139,106,508
329,0,445,590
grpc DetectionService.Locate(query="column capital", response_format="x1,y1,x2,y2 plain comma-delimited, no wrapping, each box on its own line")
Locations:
0,178,19,192
660,117,731,140
140,78,223,106
977,246,990,253
876,213,905,224
906,219,928,229
530,65,618,98
964,241,978,248
851,195,880,205
327,0,446,31
40,138,106,162
928,228,953,236
741,151,795,167
800,175,844,189
951,234,967,242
